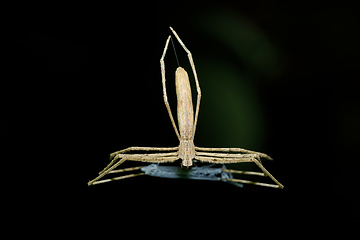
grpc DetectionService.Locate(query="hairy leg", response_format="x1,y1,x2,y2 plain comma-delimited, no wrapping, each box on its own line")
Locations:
195,146,273,160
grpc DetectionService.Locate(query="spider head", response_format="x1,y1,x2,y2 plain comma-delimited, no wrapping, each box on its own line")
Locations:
181,159,193,169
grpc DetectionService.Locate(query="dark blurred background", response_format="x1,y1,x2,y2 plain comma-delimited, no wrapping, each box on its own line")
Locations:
6,0,359,234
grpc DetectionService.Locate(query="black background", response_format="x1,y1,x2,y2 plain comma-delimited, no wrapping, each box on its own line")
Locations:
6,0,359,236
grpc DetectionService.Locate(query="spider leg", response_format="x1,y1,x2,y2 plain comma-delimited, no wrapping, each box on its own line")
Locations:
251,158,284,188
221,168,280,188
88,155,126,186
222,177,281,189
194,154,258,164
90,166,145,185
109,166,143,174
196,151,261,159
116,153,179,163
160,35,181,140
91,173,146,185
195,146,273,160
222,168,266,177
110,146,179,160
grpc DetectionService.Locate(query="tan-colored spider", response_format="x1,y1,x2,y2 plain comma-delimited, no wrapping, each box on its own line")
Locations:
88,27,284,189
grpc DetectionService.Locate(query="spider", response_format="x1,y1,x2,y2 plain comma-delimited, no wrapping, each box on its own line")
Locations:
88,27,284,189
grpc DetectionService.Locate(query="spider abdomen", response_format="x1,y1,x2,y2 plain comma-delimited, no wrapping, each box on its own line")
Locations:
175,67,194,140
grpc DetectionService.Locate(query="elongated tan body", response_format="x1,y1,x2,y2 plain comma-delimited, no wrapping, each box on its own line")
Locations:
175,67,196,167
176,67,194,140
